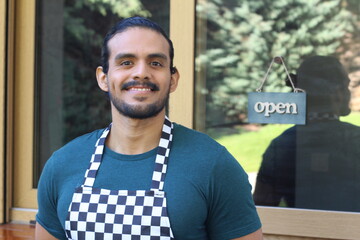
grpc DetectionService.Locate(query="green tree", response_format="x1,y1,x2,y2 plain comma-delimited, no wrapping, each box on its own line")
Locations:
196,0,357,125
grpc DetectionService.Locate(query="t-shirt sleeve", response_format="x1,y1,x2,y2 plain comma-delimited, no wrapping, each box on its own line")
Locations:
206,147,262,240
36,154,67,240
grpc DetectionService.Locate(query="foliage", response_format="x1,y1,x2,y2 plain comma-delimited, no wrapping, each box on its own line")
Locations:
85,0,150,17
196,0,358,125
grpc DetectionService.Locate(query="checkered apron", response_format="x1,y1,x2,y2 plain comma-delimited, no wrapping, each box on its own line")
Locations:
65,117,175,240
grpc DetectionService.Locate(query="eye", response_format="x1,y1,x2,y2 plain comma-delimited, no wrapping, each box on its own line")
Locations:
150,61,163,67
120,60,132,66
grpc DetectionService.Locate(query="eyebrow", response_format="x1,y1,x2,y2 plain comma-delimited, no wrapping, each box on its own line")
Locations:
148,53,168,61
114,53,136,61
114,53,168,61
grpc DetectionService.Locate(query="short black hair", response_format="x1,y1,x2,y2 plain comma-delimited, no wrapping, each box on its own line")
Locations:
101,16,176,74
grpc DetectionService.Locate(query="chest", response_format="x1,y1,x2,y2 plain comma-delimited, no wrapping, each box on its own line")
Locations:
56,165,210,239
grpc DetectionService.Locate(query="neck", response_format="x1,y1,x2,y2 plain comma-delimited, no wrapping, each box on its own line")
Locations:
106,110,166,155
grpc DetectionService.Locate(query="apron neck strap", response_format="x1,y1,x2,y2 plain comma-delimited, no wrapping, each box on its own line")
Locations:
82,125,111,188
150,116,173,191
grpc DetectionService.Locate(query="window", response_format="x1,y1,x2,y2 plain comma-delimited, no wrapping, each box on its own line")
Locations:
195,0,360,212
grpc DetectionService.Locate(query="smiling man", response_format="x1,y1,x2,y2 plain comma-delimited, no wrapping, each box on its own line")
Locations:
35,17,262,240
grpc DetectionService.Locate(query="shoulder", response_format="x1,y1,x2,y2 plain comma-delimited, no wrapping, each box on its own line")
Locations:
172,123,225,154
42,128,107,179
267,126,296,149
38,128,107,203
50,128,105,161
171,123,241,173
56,128,105,154
337,121,360,134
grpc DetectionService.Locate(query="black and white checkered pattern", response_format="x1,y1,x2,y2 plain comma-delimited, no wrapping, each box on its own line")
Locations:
82,126,110,188
65,117,175,240
151,117,172,191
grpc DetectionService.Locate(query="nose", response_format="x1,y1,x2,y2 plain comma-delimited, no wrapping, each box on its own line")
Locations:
131,61,149,80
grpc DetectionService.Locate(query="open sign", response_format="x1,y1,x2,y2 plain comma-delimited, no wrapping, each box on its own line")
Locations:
254,102,298,117
248,92,306,124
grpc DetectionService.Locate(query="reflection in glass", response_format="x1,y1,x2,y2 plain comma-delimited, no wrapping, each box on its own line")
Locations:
254,56,360,212
195,0,360,212
34,0,169,186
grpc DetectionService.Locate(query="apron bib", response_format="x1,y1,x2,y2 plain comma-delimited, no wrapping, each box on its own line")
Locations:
65,117,175,240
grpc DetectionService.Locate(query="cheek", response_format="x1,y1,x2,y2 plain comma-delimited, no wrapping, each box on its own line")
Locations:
107,73,123,90
105,80,120,96
161,80,172,93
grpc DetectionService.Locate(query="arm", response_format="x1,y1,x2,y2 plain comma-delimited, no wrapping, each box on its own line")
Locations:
207,148,262,240
36,153,68,239
232,229,263,240
253,139,282,206
254,129,296,207
35,223,58,240
253,178,281,206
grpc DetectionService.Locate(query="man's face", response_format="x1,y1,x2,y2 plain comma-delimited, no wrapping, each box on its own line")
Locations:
97,27,179,119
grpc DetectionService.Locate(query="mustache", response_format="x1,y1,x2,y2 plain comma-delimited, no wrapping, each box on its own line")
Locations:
121,81,159,91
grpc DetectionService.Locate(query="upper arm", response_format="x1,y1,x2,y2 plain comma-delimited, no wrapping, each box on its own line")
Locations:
207,149,262,239
36,155,67,239
35,223,58,240
232,229,263,240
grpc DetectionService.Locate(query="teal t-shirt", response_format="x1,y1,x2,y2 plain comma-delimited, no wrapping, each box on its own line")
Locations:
36,123,261,240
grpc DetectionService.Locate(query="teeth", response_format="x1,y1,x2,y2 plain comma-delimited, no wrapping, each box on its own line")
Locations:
129,88,151,92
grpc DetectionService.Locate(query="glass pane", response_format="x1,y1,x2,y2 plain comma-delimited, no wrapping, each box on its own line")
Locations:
195,0,360,212
34,0,170,186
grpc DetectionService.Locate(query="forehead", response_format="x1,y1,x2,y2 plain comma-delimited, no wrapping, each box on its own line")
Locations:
107,27,170,59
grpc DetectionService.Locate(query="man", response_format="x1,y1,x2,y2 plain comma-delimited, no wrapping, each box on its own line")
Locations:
36,16,262,240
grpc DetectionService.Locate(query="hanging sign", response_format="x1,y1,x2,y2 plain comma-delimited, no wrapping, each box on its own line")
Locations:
248,57,306,125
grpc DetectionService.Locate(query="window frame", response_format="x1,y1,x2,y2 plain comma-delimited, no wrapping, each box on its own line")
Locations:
0,0,7,225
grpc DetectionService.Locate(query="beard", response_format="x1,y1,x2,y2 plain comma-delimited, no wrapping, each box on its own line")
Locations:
109,86,170,119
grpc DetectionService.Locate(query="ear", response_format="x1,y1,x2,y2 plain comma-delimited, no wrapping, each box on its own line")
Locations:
96,66,109,92
169,68,180,93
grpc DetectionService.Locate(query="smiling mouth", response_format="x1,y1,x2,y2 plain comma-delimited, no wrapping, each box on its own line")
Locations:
121,81,159,92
